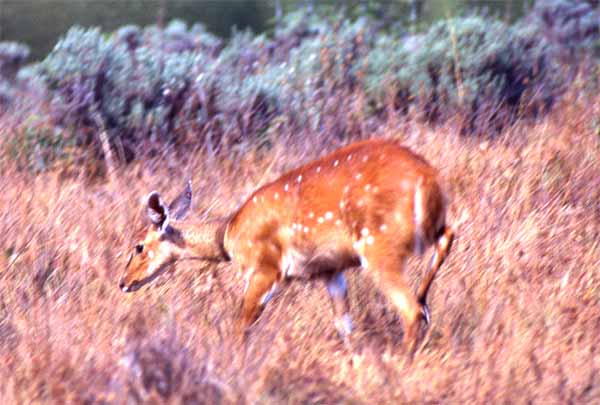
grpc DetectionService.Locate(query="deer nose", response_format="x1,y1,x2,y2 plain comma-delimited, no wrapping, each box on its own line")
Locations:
119,281,128,292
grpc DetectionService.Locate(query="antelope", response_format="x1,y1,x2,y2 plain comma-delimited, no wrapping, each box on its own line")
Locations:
119,139,454,354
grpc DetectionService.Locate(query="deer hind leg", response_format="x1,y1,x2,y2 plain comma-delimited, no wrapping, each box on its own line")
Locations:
362,246,423,355
380,268,423,355
238,262,280,338
325,272,353,341
417,226,454,324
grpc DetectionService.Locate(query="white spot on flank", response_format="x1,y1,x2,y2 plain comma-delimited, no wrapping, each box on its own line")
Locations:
366,235,375,245
303,226,310,233
339,201,345,209
316,166,321,173
308,212,315,219
274,192,279,199
253,196,257,203
284,184,289,192
355,173,362,180
333,160,339,167
343,185,350,193
380,224,388,232
297,175,303,183
317,217,324,224
248,241,253,247
347,154,352,161
147,250,155,259
361,227,369,237
324,211,333,220
362,155,368,162
335,219,342,226
365,184,371,191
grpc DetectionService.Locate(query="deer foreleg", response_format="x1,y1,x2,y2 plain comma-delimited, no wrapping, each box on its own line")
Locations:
238,264,280,338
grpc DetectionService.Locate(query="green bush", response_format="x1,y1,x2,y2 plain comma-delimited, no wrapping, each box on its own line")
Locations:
365,16,561,133
28,3,599,166
0,41,31,112
38,23,221,159
0,41,30,81
522,0,600,62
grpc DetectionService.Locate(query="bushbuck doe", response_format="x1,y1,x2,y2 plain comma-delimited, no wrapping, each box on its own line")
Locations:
119,139,454,354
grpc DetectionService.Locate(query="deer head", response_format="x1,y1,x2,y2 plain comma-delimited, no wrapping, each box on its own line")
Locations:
119,181,192,292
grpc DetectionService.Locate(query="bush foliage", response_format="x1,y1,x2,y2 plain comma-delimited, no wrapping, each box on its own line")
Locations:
12,1,598,163
0,41,30,112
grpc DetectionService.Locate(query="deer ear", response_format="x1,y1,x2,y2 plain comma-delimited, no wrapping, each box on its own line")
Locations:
147,191,169,230
168,180,192,221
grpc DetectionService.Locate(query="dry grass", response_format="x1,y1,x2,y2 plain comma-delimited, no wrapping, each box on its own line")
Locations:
0,88,599,404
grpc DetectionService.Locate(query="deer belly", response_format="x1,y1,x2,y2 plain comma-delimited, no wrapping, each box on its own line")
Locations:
281,246,360,279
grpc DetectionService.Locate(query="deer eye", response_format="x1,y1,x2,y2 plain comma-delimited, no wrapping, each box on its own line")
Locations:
135,244,144,254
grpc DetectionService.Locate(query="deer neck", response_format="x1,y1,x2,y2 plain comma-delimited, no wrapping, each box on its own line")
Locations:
171,217,231,263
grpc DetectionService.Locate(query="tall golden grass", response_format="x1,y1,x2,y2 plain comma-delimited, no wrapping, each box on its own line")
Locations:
0,87,598,403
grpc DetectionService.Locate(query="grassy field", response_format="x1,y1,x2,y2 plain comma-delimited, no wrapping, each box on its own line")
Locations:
0,86,599,403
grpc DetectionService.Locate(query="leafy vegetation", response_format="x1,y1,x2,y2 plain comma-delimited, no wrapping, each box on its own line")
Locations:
0,41,30,112
7,1,588,168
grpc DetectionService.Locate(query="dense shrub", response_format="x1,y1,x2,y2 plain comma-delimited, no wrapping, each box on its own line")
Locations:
36,13,373,158
28,2,600,165
38,23,220,160
522,0,600,63
0,41,30,82
365,16,561,133
0,41,30,112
